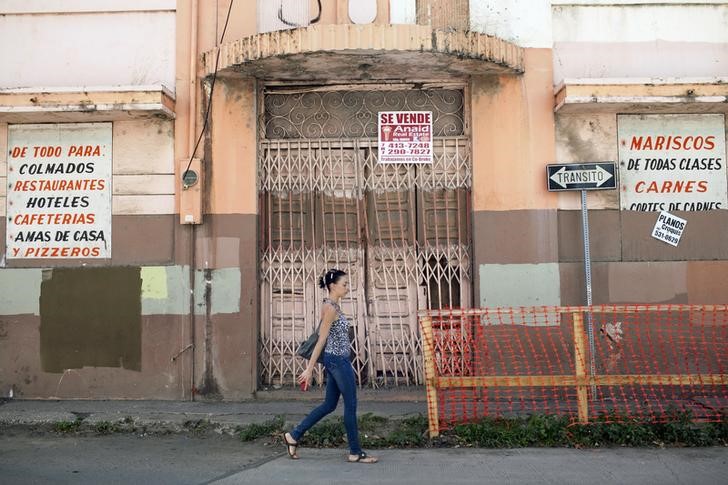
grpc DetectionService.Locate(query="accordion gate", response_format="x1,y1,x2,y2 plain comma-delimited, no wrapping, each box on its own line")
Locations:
259,85,472,387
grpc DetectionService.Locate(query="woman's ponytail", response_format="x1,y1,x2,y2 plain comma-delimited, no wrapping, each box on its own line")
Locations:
319,268,347,291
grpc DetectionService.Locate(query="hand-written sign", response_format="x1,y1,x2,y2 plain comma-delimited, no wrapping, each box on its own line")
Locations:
618,114,727,212
651,211,687,247
378,111,433,163
6,123,112,259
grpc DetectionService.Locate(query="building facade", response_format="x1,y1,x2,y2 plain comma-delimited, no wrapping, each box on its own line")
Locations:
0,0,726,400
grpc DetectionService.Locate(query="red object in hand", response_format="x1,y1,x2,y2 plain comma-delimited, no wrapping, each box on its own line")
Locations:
300,381,308,392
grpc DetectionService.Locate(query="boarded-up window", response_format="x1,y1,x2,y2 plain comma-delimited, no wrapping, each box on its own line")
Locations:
40,267,141,373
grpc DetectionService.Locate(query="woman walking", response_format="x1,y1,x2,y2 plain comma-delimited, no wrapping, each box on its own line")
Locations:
283,269,378,464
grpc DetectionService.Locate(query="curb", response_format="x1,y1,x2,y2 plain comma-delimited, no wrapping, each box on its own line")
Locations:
0,410,427,439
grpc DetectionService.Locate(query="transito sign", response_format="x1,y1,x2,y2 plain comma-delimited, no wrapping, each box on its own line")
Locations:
546,162,617,192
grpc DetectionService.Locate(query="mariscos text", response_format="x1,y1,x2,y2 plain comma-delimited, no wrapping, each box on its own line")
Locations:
618,114,728,212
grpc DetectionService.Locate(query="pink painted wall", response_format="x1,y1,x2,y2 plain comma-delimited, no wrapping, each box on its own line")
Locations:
471,48,557,212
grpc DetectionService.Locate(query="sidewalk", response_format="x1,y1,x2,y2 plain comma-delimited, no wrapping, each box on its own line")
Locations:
0,388,428,434
3,427,727,485
2,394,727,484
218,448,728,485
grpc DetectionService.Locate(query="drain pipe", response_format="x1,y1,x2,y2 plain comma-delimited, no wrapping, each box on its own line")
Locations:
187,0,199,401
189,0,198,155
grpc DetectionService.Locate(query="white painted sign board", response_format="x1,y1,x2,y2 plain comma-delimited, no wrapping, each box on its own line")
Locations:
6,123,112,259
377,111,433,164
651,211,687,247
618,114,727,212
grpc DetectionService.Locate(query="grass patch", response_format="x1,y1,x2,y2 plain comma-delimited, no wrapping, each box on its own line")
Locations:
238,415,285,442
297,414,429,449
452,415,569,447
301,418,346,447
94,421,125,435
48,408,726,449
53,418,83,433
282,411,727,449
449,411,728,448
380,415,429,447
358,413,389,432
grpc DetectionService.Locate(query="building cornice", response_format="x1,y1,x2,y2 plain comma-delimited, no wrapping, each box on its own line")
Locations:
201,24,524,81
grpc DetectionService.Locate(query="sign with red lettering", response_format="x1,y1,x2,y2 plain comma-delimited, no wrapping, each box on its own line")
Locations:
618,114,727,211
377,111,433,163
6,123,112,259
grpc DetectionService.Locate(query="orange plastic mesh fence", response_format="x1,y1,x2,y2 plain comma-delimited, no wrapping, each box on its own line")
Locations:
419,305,728,435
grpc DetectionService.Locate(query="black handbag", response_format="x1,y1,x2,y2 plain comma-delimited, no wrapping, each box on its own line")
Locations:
296,321,323,363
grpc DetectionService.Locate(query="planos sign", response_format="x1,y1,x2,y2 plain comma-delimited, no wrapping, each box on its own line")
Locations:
6,123,112,259
618,114,727,212
651,211,687,247
377,111,433,163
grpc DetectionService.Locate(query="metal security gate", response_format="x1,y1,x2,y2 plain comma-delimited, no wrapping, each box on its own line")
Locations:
258,84,471,387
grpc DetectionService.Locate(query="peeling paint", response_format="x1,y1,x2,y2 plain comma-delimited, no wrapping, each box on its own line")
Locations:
472,75,502,97
480,263,561,307
140,266,168,300
195,237,241,268
141,265,189,315
1,266,241,318
608,262,687,303
140,265,241,315
560,119,598,162
0,269,43,315
197,267,222,400
209,268,242,315
479,263,561,326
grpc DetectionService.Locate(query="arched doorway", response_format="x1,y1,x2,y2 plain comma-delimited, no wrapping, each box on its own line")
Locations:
258,83,472,387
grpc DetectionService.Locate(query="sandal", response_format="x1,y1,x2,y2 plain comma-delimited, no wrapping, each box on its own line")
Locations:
282,432,299,460
348,452,378,464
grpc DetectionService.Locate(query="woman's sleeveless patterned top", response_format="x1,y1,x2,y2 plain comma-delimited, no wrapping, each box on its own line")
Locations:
323,298,350,357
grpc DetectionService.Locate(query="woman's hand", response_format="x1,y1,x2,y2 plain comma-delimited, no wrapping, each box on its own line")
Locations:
297,366,313,390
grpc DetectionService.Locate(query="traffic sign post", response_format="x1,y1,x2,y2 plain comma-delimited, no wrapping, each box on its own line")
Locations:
547,162,618,395
547,162,616,191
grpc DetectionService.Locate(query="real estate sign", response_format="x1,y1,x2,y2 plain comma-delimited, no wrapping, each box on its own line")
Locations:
378,111,433,163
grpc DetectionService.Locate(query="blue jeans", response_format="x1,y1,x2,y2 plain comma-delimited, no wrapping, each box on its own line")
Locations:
290,353,361,455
